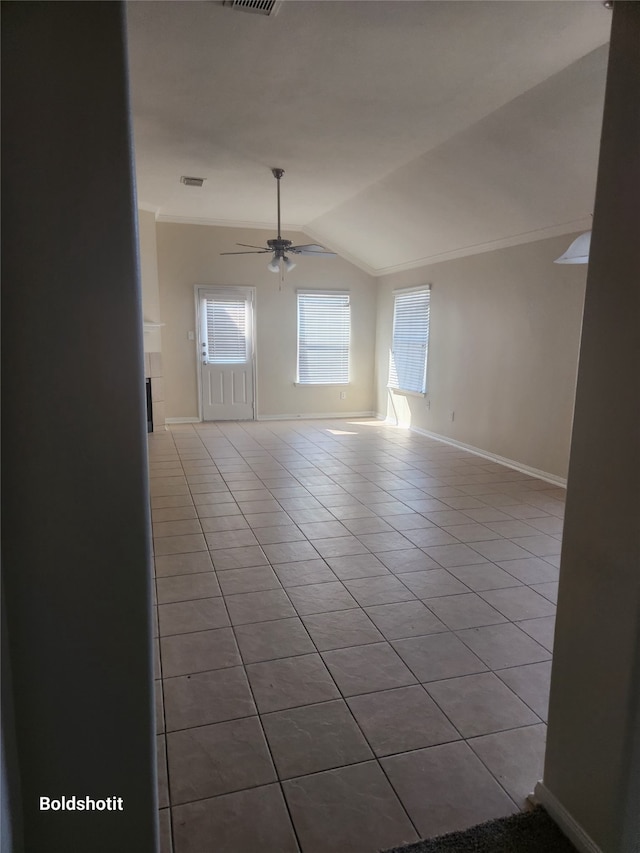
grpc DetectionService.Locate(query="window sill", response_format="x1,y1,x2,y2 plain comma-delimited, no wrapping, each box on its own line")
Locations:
295,382,350,387
387,386,426,399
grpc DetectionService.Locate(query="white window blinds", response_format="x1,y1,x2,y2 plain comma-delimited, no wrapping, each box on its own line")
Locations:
297,292,350,384
204,297,249,364
388,287,430,393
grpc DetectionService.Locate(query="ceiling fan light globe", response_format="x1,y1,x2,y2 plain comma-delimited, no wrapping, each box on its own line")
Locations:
554,231,591,264
267,258,280,273
284,257,296,272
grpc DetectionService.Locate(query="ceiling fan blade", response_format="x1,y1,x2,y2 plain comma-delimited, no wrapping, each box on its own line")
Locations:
220,250,271,255
289,244,337,257
236,243,270,250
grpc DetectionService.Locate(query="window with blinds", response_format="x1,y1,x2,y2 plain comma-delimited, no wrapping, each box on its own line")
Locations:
203,297,249,363
297,291,350,384
388,287,430,393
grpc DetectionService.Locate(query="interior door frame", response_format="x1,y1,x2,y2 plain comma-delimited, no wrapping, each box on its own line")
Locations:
194,285,257,422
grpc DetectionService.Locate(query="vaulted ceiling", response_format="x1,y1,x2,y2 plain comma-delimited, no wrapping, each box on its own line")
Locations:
126,1,611,275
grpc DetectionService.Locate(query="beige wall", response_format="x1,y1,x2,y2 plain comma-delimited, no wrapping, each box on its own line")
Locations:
375,233,588,479
137,208,162,353
156,222,376,420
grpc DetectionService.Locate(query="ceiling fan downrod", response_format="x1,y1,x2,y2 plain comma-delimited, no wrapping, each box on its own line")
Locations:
272,167,284,240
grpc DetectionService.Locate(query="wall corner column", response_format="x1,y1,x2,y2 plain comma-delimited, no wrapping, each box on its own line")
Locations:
539,4,640,852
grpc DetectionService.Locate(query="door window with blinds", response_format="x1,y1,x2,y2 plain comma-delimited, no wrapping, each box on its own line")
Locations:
201,295,250,363
388,286,430,394
297,291,350,384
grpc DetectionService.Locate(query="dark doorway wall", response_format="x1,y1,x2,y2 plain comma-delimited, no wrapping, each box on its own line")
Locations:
2,3,156,851
539,4,640,852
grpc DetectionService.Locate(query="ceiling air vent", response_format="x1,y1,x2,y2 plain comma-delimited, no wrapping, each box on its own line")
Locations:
222,0,282,17
180,176,205,187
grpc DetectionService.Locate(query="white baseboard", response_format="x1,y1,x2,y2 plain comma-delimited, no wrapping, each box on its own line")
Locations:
376,414,566,487
256,411,375,421
166,413,375,424
533,782,603,853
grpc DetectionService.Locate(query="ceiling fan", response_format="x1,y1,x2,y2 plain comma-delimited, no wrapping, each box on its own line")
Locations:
221,168,336,272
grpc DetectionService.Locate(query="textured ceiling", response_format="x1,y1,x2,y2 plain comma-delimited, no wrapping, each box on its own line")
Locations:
126,1,611,274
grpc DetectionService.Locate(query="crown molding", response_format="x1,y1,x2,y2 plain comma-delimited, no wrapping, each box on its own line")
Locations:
155,213,305,231
300,226,378,277
149,212,593,278
368,217,594,277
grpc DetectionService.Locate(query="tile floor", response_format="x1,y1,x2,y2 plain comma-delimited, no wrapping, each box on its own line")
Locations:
150,419,563,853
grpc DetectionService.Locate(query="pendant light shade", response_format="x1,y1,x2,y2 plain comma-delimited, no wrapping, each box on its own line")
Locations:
554,231,591,264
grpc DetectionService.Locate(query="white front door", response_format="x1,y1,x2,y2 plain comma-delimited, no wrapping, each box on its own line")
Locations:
198,287,255,421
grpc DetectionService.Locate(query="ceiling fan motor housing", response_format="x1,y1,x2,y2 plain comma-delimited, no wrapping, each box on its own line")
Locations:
267,237,292,257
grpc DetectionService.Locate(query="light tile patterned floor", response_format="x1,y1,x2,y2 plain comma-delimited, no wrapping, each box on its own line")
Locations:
150,419,562,853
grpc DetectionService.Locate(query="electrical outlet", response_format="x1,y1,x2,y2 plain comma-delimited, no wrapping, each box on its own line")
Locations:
340,391,347,400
